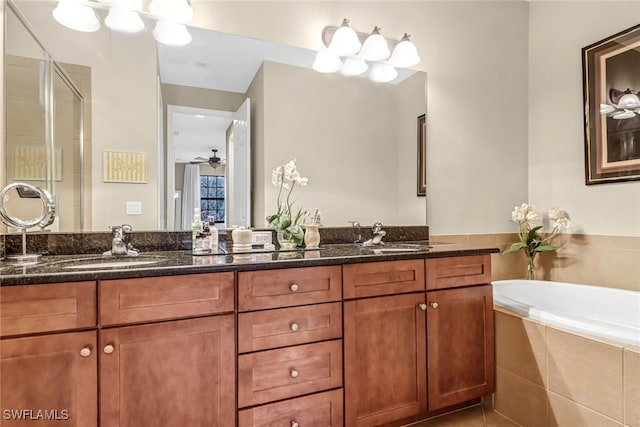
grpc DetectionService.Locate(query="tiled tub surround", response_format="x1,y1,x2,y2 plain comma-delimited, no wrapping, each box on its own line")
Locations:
492,307,640,427
431,233,640,292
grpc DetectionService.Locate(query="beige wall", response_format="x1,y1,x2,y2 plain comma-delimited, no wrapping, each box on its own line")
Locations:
14,1,159,232
189,1,530,234
256,61,424,227
247,65,266,227
528,1,640,237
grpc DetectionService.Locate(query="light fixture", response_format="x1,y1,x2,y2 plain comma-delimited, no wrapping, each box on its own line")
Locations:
314,19,420,83
388,33,420,68
153,20,192,46
52,0,100,32
148,0,193,24
618,93,640,109
328,19,361,57
359,27,390,61
341,57,368,76
600,104,615,115
104,0,144,33
51,0,193,46
368,62,398,83
312,50,342,73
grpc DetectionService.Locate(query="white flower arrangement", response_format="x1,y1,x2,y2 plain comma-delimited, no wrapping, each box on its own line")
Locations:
266,159,309,246
505,203,571,279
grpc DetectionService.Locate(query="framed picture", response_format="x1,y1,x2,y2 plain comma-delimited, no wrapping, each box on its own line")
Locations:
103,151,148,183
582,24,640,185
417,114,426,196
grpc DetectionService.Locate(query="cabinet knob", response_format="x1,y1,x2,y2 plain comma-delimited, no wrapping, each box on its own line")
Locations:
290,283,299,292
79,347,92,357
103,344,115,354
430,302,439,309
291,422,299,427
290,369,299,378
418,303,427,311
290,322,299,332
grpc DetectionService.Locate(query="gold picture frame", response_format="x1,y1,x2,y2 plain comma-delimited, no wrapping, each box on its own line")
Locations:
582,24,640,185
417,114,426,196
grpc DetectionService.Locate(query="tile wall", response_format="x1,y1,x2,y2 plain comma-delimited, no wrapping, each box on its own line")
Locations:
431,234,640,291
491,309,639,427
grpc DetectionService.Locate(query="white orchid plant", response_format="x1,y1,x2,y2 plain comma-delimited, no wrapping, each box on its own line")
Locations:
504,203,571,279
266,159,309,246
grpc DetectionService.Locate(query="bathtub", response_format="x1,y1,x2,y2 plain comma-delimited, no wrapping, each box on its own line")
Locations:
492,279,640,346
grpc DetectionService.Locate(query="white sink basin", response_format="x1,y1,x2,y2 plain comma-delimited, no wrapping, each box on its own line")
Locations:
58,256,167,269
370,244,430,254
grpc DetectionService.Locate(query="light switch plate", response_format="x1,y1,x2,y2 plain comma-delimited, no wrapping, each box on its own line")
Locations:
126,201,142,215
252,231,272,245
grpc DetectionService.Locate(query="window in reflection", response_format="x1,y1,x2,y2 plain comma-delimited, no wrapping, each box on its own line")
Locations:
200,175,225,223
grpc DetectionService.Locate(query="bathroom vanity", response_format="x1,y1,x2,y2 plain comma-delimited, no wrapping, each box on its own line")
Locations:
0,244,496,427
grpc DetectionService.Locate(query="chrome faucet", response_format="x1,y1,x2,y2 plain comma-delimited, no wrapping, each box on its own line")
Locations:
363,222,386,246
103,224,139,256
348,220,363,244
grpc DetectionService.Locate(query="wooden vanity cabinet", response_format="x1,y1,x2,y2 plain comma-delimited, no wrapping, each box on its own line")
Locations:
425,256,495,411
343,260,428,426
0,282,98,427
237,266,344,427
99,272,236,427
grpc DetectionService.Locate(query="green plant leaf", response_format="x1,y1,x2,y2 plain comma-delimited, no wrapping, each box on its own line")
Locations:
503,242,526,254
534,245,559,252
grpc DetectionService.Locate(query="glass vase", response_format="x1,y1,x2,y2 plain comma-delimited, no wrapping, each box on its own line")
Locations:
277,230,297,250
525,254,536,280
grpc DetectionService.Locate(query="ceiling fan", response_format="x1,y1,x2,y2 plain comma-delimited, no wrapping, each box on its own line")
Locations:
190,149,226,169
600,88,640,120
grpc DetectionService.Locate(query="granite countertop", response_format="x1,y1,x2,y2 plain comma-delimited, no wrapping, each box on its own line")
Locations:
0,241,499,286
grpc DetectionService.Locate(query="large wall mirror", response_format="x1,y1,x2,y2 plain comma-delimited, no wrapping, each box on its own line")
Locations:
4,0,427,232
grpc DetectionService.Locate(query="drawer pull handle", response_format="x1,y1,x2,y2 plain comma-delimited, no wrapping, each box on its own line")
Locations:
290,283,299,292
418,303,427,311
430,302,439,309
291,422,299,427
103,344,115,354
79,347,92,358
290,369,299,378
290,322,299,332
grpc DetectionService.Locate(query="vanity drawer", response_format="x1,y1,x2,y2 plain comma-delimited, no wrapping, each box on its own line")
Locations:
238,339,343,408
238,266,342,311
238,302,342,353
238,388,344,427
99,272,234,326
1,282,97,337
343,259,425,299
426,255,491,290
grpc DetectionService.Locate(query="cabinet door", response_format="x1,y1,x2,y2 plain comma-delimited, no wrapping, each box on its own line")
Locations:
344,293,427,426
100,315,235,427
426,285,495,411
1,331,97,427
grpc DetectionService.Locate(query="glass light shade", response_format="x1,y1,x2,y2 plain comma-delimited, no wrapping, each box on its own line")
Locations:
328,19,361,57
359,28,390,61
341,57,368,76
600,104,615,114
617,93,640,109
368,62,398,83
613,110,636,120
388,34,421,68
149,0,193,23
153,20,192,46
312,50,342,73
52,0,100,32
105,8,144,33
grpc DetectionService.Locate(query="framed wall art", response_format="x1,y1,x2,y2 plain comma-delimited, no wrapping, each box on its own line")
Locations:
583,24,640,184
417,114,426,196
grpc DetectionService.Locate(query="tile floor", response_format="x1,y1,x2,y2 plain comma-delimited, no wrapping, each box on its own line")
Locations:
410,405,519,427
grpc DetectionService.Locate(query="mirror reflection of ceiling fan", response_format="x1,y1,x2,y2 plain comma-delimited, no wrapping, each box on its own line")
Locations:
600,88,640,120
190,149,226,169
